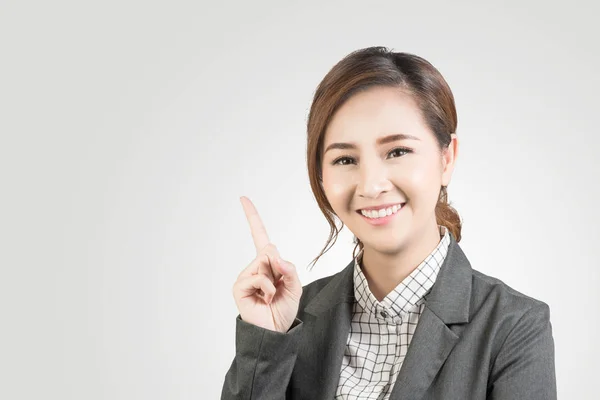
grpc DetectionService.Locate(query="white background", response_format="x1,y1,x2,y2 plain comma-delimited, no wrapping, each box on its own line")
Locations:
1,1,598,398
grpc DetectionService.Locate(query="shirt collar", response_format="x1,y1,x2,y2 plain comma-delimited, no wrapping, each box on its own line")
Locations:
353,225,451,322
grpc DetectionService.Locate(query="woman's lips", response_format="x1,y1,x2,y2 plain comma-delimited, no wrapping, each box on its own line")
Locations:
357,203,405,226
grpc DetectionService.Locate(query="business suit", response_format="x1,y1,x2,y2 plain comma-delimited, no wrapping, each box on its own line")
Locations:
221,232,557,399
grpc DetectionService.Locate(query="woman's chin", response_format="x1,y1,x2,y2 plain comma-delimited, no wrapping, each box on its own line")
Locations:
363,239,409,256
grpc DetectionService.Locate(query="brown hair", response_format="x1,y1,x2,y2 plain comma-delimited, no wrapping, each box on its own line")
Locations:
306,46,462,270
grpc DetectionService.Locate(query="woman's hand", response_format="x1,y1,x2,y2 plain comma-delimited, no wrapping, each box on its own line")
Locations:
232,196,303,333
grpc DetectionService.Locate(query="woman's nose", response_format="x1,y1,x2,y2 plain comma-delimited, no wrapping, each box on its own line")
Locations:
357,162,393,198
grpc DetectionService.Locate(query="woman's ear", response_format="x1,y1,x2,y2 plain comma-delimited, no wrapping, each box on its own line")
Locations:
441,133,459,187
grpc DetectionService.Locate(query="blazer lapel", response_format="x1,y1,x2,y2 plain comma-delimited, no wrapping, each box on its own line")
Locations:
389,232,473,399
303,261,355,400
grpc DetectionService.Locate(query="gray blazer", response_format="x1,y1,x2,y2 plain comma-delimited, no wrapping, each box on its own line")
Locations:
221,233,557,399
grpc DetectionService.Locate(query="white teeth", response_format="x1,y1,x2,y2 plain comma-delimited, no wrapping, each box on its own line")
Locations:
360,204,403,219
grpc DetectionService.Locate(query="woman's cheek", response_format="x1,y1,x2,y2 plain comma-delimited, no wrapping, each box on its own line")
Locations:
323,174,348,210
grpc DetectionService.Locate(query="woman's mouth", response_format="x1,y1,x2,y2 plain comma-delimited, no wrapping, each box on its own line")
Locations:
356,203,406,226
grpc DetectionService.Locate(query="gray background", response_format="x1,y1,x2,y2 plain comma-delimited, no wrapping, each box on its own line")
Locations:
1,1,598,399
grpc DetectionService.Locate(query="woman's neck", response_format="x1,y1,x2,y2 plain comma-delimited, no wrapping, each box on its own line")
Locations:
360,224,443,302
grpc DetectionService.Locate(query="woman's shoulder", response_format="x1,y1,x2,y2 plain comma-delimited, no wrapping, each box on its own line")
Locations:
299,268,346,298
469,267,551,322
297,261,355,311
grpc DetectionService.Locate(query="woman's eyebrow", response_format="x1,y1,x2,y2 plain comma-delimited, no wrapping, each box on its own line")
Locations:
324,133,420,154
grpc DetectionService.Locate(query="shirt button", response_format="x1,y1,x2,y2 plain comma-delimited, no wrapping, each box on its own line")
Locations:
380,310,388,318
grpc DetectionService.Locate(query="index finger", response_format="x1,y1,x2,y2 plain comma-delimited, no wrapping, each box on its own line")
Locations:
240,196,270,253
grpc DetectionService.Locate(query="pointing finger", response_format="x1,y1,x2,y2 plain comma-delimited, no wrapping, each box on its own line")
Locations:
240,196,270,254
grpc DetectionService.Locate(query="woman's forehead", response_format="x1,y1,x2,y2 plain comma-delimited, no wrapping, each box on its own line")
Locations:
324,88,432,148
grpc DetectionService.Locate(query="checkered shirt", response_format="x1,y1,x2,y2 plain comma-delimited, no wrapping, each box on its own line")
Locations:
335,225,451,399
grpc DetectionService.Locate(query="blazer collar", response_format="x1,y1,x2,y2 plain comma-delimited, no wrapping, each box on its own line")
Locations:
304,231,472,324
303,259,355,316
424,230,472,324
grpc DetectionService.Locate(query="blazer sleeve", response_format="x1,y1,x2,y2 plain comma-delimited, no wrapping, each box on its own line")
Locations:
488,302,557,400
221,315,304,400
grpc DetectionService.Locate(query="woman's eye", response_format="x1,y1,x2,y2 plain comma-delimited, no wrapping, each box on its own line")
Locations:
332,156,355,166
388,147,411,158
331,147,411,166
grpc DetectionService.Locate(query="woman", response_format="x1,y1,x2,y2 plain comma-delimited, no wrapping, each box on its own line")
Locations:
221,47,556,399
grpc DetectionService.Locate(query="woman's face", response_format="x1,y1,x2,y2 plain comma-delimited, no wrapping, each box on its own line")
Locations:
321,85,457,255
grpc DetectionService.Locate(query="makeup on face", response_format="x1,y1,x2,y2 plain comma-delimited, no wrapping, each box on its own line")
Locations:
321,86,444,249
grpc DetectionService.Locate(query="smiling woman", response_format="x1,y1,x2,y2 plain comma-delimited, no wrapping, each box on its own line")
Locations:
307,49,461,278
318,85,458,298
222,47,557,400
